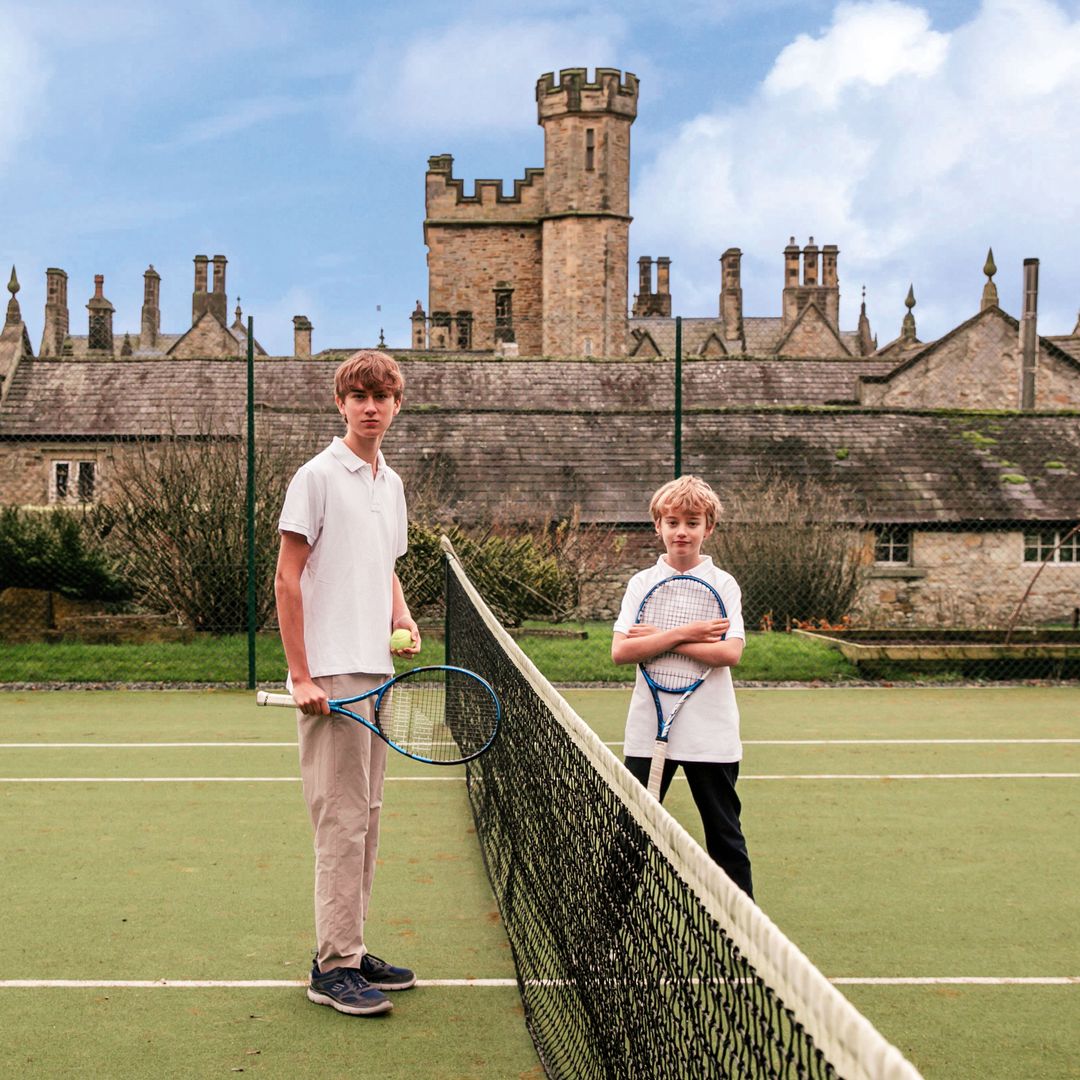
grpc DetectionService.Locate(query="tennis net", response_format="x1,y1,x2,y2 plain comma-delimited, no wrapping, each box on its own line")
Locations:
441,537,923,1080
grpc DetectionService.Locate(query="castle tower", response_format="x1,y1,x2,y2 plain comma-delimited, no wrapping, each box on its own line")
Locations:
537,68,638,356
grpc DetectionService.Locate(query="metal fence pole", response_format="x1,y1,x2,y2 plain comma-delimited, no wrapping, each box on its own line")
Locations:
674,315,683,478
246,316,257,689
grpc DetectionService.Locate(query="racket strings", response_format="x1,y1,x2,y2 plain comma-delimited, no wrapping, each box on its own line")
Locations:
639,579,722,691
379,670,498,763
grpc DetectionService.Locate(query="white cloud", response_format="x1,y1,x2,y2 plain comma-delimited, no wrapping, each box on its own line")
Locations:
0,14,49,170
349,19,630,138
765,1,949,107
631,0,1080,338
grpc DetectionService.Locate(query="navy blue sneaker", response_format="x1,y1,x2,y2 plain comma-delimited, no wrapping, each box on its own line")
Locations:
308,962,392,1016
359,951,416,991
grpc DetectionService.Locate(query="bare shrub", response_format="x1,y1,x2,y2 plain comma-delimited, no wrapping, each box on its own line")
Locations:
707,475,867,630
93,434,293,633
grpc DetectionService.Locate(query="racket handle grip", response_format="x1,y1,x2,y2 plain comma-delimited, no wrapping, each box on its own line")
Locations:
256,691,296,707
647,741,667,799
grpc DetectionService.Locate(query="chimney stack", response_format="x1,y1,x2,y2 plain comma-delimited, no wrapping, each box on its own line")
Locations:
192,255,210,324
802,238,819,286
141,265,160,349
87,274,115,354
210,255,228,323
40,268,69,357
293,315,313,359
1020,258,1039,409
720,248,744,345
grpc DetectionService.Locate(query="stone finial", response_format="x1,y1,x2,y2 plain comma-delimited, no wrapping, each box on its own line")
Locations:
121,333,133,357
378,328,386,348
857,285,874,356
233,300,244,330
901,284,918,343
1074,308,1080,336
5,266,21,325
980,246,999,311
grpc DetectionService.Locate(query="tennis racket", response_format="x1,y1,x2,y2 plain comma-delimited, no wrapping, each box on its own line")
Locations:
257,665,501,765
637,574,726,798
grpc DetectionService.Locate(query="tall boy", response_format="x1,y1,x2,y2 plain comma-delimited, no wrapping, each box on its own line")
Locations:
611,475,754,898
275,350,422,1016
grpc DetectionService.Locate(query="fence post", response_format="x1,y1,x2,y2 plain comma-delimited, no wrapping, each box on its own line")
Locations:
246,316,257,689
674,315,683,478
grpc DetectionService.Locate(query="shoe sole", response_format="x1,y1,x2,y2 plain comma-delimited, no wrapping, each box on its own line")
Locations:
307,987,393,1016
364,975,417,991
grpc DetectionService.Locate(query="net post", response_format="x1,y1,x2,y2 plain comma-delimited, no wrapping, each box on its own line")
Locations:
245,315,256,690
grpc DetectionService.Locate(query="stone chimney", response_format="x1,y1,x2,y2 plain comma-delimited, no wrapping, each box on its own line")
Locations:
40,267,69,357
802,238,819,286
86,275,115,354
633,256,653,317
1020,258,1039,409
141,265,160,349
192,255,210,323
719,248,744,345
293,315,313,359
821,243,840,327
782,237,801,329
632,256,671,317
411,301,427,350
210,255,228,324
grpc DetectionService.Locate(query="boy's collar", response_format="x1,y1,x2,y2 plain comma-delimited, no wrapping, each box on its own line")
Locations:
657,553,714,575
331,435,384,473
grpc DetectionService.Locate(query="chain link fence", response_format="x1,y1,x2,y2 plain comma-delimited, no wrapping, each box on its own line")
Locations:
1,312,1078,685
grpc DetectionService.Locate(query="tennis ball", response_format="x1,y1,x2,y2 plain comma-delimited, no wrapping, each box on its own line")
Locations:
390,628,414,651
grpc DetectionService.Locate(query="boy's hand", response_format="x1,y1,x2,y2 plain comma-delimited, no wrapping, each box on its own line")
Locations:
682,618,730,643
291,678,330,715
391,618,422,657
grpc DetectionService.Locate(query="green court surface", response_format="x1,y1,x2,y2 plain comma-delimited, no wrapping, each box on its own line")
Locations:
2,686,1078,1079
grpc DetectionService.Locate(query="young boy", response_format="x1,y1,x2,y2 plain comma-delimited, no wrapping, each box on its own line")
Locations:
611,475,754,899
274,350,422,1016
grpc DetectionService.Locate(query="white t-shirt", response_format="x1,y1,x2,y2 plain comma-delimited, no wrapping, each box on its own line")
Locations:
278,437,408,680
613,555,745,763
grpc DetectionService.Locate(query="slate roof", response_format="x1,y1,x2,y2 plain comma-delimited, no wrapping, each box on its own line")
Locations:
628,316,864,357
3,358,1077,527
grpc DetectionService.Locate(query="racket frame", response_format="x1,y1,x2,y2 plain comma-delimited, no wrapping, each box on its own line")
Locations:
256,664,501,765
635,574,727,798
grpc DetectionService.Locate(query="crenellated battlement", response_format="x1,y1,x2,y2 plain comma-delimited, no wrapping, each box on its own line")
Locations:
536,67,639,121
425,155,546,221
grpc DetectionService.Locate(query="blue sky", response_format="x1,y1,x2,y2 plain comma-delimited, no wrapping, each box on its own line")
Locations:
2,0,1078,356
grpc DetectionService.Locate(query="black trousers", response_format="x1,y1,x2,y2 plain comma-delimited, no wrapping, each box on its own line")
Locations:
624,756,754,900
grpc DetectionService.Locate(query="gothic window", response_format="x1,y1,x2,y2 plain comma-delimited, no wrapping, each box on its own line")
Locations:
494,288,514,343
455,311,473,350
585,128,595,172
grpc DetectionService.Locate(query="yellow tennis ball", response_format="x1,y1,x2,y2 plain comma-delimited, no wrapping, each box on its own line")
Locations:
390,628,414,651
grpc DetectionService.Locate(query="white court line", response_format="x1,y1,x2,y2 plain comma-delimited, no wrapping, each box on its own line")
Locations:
0,976,1074,989
1,773,1078,783
2,738,1076,749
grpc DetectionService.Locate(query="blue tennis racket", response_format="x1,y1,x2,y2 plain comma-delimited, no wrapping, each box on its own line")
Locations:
257,665,501,765
637,574,726,798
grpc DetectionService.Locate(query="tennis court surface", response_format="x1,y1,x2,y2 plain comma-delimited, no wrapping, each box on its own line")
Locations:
2,560,1077,1077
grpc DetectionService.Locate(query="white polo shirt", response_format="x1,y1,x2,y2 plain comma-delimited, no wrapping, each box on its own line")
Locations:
278,437,408,679
613,555,745,763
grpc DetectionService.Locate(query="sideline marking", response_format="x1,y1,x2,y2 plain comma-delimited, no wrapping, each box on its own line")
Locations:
1,773,1078,783
0,976,1074,989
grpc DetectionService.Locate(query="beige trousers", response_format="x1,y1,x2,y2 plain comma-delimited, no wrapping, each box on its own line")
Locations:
298,672,389,972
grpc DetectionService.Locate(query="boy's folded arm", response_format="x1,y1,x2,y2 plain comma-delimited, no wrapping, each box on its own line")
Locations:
674,637,744,669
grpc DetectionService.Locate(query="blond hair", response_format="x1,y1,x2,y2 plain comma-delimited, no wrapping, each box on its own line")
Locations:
334,350,405,402
650,475,723,530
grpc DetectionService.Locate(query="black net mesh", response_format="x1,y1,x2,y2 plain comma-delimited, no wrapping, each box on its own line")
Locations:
444,548,920,1080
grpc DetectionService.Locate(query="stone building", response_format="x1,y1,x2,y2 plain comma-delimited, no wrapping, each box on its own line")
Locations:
1,66,1079,630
